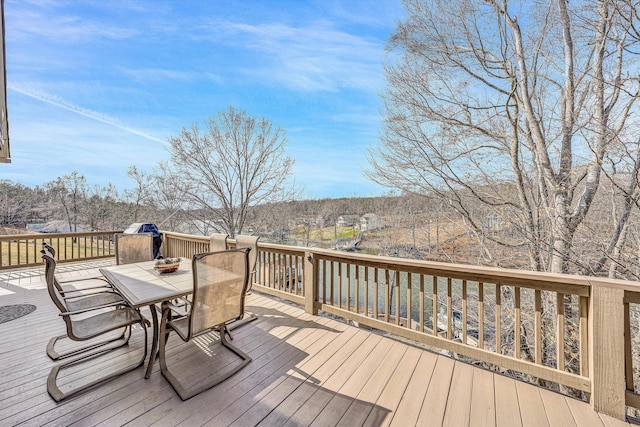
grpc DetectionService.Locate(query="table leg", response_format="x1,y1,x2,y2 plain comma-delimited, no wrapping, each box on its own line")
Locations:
145,304,158,379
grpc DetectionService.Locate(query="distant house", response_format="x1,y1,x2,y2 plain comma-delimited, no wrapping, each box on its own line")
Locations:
26,223,47,233
360,213,384,231
27,221,83,233
336,215,359,227
312,215,332,228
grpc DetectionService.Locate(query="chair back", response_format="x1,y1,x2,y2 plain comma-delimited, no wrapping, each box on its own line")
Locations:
41,249,69,294
115,233,154,265
209,233,229,252
234,235,259,284
41,250,69,316
189,249,250,339
42,242,56,258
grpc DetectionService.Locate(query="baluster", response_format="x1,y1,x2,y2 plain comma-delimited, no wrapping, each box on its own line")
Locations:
535,289,542,365
395,270,400,326
355,264,359,314
419,274,424,333
330,261,335,305
432,276,438,336
384,269,390,323
625,299,633,391
373,267,379,320
462,279,467,344
579,295,588,376
496,284,502,354
515,287,521,359
447,278,452,340
338,263,343,309
346,263,351,312
557,292,565,371
478,282,484,349
407,273,412,329
364,266,369,318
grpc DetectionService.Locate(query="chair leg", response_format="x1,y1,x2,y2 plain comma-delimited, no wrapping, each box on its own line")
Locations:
159,323,252,401
227,312,258,332
46,327,131,360
47,323,147,402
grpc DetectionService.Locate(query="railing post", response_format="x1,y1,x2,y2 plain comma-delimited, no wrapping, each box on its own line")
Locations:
304,252,318,315
589,283,625,419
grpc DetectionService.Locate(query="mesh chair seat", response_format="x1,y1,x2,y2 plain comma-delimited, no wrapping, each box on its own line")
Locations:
65,291,125,312
166,315,190,341
69,306,146,340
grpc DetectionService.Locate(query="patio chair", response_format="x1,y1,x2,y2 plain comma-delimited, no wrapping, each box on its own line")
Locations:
42,250,148,401
158,248,252,400
42,249,129,360
234,235,259,291
115,232,154,265
228,235,260,330
209,232,229,251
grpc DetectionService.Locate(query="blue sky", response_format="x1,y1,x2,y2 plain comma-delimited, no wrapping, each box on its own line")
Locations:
3,0,405,199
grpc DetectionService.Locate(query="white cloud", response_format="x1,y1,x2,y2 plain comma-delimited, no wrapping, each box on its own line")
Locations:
8,83,166,145
8,7,139,43
211,21,386,93
118,67,223,84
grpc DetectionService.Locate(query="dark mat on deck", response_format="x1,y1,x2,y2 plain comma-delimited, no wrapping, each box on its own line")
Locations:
0,304,37,324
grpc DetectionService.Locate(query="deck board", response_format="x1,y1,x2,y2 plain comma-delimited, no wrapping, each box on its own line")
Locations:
415,355,455,426
493,364,523,426
282,334,385,427
0,263,636,426
469,365,496,427
387,349,437,427
309,338,396,427
516,379,549,427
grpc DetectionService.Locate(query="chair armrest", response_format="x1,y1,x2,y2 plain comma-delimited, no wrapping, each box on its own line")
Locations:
58,301,127,317
60,286,116,296
162,300,190,317
58,278,113,295
63,289,122,301
58,274,107,284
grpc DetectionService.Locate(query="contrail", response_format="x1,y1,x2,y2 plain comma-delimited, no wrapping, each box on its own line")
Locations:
8,83,167,145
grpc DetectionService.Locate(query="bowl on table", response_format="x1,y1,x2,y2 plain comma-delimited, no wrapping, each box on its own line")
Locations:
154,258,181,273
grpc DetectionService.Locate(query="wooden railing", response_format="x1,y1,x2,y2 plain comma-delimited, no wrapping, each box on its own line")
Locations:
3,229,638,419
160,231,639,419
0,231,120,269
160,231,210,258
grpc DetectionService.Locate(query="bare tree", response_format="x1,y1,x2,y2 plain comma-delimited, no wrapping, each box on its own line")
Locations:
125,165,154,222
150,161,188,232
166,106,295,238
0,180,32,227
85,183,119,231
46,171,88,233
368,0,640,274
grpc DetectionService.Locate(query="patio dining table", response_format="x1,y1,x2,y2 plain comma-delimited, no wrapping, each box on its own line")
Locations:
99,258,193,379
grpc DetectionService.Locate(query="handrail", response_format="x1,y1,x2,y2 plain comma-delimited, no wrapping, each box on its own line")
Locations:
0,231,120,269
3,229,635,419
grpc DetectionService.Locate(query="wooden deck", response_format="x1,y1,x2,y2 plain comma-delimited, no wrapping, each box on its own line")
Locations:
0,261,636,426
